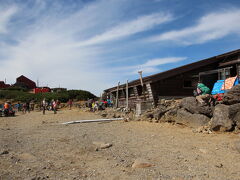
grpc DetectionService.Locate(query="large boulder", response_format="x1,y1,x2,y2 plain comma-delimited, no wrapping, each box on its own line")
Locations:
153,105,168,120
210,103,240,132
154,99,180,121
160,108,178,123
141,111,154,121
180,97,213,117
175,109,210,128
223,84,240,105
234,112,240,129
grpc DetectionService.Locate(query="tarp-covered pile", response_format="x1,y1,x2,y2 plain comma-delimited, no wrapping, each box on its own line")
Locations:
211,76,239,95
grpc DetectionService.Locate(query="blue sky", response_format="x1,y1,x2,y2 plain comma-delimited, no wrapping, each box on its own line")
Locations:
0,0,240,95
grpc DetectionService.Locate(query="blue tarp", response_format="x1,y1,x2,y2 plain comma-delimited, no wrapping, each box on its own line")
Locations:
211,78,239,95
211,80,225,95
234,78,239,85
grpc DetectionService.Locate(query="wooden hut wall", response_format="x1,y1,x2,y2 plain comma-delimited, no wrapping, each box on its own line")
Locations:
150,62,220,100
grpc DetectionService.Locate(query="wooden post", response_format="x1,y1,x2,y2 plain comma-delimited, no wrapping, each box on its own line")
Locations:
126,80,129,110
236,64,239,78
238,54,240,80
138,71,144,86
116,82,120,108
138,71,145,101
223,68,226,92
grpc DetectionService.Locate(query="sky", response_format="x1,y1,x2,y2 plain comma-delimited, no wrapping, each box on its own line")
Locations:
0,0,240,95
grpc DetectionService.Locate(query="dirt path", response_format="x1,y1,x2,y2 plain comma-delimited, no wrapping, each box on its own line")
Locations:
0,109,240,180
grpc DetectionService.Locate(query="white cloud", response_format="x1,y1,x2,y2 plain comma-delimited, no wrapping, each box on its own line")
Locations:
114,57,186,75
0,6,18,33
148,9,240,45
0,1,172,95
75,13,173,46
141,57,186,67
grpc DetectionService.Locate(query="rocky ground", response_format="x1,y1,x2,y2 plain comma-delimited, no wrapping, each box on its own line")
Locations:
133,84,240,133
1,109,240,180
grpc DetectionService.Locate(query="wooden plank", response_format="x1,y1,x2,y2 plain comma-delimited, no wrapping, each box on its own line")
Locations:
126,80,129,110
61,118,124,125
116,82,120,108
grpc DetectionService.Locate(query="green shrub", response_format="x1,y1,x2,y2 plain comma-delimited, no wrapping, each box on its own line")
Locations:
0,89,96,103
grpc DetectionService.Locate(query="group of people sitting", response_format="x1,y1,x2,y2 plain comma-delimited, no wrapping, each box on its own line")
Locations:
0,102,15,117
86,99,113,112
0,100,37,116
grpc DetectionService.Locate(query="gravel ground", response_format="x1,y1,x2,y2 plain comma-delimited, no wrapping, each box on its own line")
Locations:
0,109,240,180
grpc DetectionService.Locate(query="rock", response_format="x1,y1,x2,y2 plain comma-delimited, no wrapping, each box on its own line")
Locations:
193,126,212,134
92,141,112,149
234,141,240,153
223,84,240,105
153,106,167,120
215,163,223,168
160,108,178,123
17,153,37,162
113,113,121,118
180,97,213,117
142,112,154,120
101,113,108,117
175,109,210,128
211,104,240,132
158,99,166,105
234,111,240,129
199,148,207,154
132,158,153,168
0,150,9,155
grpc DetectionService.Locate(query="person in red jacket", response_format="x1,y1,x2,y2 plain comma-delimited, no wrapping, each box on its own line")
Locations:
68,99,73,110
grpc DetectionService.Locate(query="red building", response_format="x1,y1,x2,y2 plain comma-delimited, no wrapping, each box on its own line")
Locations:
0,81,10,89
16,75,36,89
34,87,51,94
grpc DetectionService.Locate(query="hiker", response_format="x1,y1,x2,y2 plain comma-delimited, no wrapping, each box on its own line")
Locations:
91,102,95,112
3,102,15,117
30,100,35,111
195,83,212,104
52,100,57,114
107,98,112,107
51,99,54,110
87,99,93,111
56,99,60,108
93,101,99,112
3,102,9,116
26,101,30,113
8,103,15,116
42,98,47,115
16,102,21,112
196,82,211,95
68,99,73,110
22,103,27,113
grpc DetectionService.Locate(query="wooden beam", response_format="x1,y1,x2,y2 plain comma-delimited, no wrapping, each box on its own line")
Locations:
116,82,120,108
219,59,240,67
61,118,124,125
126,80,129,110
